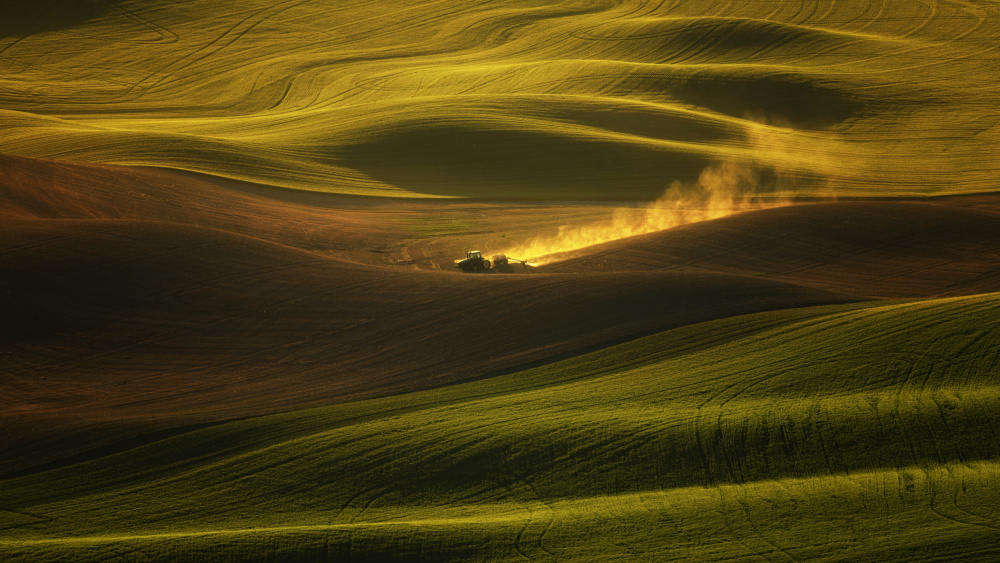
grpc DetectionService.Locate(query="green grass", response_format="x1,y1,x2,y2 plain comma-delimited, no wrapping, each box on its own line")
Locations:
1,0,998,198
2,294,999,561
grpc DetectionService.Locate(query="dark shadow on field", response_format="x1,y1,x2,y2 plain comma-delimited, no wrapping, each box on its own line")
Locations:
676,75,865,129
339,125,710,200
540,102,736,144
456,263,534,274
0,0,120,37
491,263,534,274
0,419,236,480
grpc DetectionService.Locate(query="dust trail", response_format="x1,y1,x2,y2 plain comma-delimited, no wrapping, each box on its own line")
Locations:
499,163,791,266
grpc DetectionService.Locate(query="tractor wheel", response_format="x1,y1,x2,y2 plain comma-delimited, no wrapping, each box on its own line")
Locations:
483,260,491,270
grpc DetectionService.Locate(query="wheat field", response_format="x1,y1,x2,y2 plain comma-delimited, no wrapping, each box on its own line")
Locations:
2,0,999,198
3,295,1000,561
3,1,1000,561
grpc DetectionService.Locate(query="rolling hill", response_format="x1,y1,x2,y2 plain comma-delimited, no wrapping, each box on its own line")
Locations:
2,0,999,561
1,154,860,476
545,199,1000,298
3,150,999,560
1,0,999,198
2,293,999,561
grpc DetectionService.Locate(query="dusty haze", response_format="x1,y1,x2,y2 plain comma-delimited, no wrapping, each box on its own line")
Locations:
500,162,791,265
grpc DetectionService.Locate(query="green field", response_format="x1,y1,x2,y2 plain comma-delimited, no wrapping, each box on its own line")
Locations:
2,0,999,198
3,294,999,561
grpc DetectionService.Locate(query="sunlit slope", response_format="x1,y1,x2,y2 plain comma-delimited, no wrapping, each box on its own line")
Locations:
3,294,999,561
1,0,998,198
545,200,1000,297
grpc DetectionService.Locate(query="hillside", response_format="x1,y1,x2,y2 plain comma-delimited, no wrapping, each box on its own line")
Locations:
2,294,999,561
5,153,1000,480
2,1,999,560
544,199,1000,298
2,0,999,198
1,155,859,476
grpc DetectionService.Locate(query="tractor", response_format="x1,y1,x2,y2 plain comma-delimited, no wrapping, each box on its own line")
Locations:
455,252,520,272
456,250,491,272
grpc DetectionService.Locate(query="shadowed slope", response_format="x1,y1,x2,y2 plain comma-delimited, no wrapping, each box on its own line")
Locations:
6,153,999,301
0,153,409,264
1,294,998,561
0,211,853,475
544,200,1000,298
4,155,998,482
0,0,119,37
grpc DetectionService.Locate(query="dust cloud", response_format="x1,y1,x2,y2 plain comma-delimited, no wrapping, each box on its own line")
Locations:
499,162,791,265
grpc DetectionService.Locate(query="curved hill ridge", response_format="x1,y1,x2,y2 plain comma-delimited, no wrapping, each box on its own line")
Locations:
543,200,1000,298
1,0,999,198
2,1,999,559
2,292,999,561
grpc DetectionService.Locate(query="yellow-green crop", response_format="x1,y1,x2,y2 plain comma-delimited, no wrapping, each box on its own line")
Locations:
2,0,998,198
3,294,999,561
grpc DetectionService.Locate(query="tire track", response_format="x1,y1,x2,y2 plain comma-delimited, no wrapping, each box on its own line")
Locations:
511,478,556,563
97,0,180,44
735,493,800,562
0,223,123,258
715,486,771,561
128,0,316,96
928,474,1000,530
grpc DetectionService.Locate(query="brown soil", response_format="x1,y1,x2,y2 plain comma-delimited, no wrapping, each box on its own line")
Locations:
2,153,997,475
543,200,1000,298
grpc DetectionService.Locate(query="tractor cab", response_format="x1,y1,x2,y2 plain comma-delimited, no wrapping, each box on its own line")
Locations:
456,250,490,272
